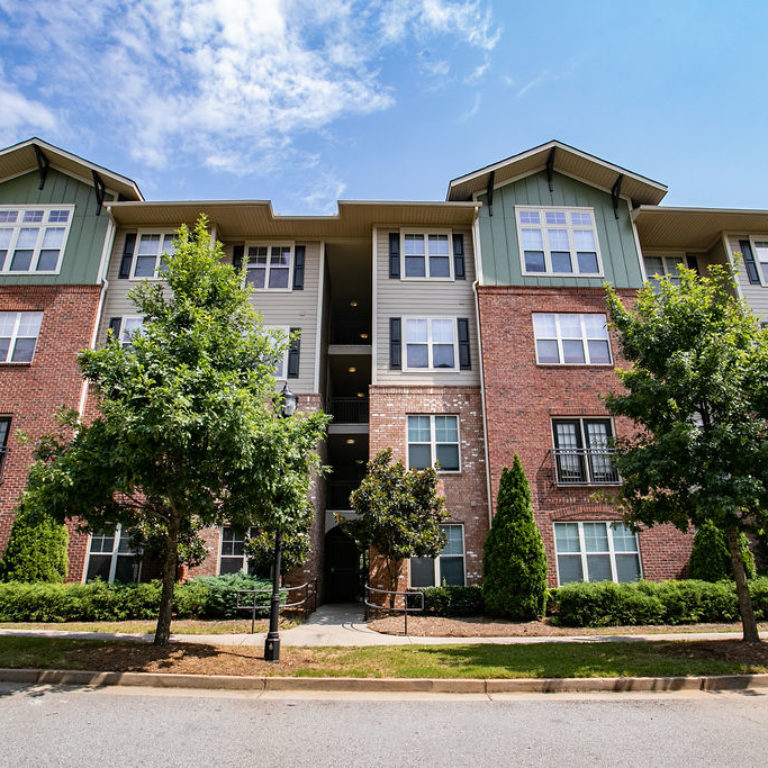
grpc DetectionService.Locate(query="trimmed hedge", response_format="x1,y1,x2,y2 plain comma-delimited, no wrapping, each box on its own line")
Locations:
550,577,768,627
414,586,485,617
0,574,271,623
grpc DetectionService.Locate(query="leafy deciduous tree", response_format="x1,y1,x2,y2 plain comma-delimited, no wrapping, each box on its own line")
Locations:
605,264,768,642
19,217,328,645
687,520,755,582
482,456,548,620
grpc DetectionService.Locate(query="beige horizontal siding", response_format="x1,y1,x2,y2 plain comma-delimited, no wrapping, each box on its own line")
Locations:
726,233,768,321
375,227,480,386
100,231,321,394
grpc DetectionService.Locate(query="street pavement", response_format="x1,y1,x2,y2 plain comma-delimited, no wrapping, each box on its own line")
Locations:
0,682,766,767
0,603,752,646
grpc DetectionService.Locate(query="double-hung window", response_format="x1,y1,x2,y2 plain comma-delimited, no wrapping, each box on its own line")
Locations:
643,255,685,290
517,207,602,276
132,233,174,278
407,415,460,472
0,311,43,363
85,525,142,583
554,522,641,584
244,243,293,289
264,326,290,379
410,524,465,587
533,313,611,365
402,233,452,279
404,318,457,370
0,416,10,480
0,206,73,273
219,526,269,576
551,418,618,485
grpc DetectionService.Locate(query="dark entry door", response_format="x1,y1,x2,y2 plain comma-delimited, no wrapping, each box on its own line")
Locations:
325,526,362,602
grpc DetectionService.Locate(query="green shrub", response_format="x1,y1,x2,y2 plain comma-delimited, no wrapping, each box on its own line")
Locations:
482,457,547,620
0,507,68,583
184,573,272,619
415,586,484,617
550,578,768,627
687,520,755,581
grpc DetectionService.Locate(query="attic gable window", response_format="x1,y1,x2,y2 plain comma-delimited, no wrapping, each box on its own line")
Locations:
516,206,603,277
0,206,73,274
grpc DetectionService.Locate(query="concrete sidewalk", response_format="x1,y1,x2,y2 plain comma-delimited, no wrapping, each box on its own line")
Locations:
0,603,750,647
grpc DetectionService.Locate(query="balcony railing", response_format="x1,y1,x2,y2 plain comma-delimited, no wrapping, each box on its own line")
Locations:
329,328,372,345
550,448,620,486
326,480,361,510
329,397,369,423
0,446,8,482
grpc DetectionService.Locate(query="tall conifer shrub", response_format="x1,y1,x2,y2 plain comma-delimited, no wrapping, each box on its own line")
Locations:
687,520,755,582
482,456,547,619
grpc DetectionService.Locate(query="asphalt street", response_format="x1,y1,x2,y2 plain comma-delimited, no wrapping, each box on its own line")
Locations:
1,684,766,767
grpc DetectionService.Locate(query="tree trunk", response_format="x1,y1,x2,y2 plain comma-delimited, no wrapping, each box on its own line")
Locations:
726,528,760,643
154,513,181,647
386,558,398,610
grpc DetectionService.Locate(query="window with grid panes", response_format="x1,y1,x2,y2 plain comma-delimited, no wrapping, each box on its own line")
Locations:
410,524,465,587
551,418,617,484
643,255,685,291
132,233,174,278
0,312,43,363
0,206,73,273
554,522,641,584
85,525,141,583
532,313,611,365
402,233,452,279
407,415,460,472
404,318,457,370
244,244,292,289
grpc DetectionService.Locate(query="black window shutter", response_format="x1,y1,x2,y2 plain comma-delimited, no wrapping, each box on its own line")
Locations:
389,233,400,279
233,245,244,270
739,240,761,284
293,245,305,290
108,317,122,342
287,328,301,378
118,233,136,279
389,318,402,369
686,255,700,275
457,318,471,370
453,234,466,279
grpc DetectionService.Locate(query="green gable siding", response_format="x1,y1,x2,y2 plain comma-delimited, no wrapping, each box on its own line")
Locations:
0,169,113,285
476,170,642,289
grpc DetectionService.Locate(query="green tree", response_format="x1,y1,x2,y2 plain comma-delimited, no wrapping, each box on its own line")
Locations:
482,456,548,620
0,505,68,582
348,448,447,604
605,264,768,642
19,217,328,645
687,520,755,582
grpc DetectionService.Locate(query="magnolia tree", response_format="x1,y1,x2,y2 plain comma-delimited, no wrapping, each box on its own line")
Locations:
347,448,447,606
20,218,329,645
605,264,768,642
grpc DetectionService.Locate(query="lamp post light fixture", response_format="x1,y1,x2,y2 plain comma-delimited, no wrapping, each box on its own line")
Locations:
264,382,298,664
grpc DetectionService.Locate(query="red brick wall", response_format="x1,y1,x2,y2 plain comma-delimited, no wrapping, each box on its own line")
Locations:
368,385,489,592
477,285,693,585
0,285,101,581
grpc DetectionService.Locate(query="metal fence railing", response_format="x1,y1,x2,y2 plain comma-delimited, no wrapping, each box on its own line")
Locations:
549,448,620,486
363,583,425,636
235,578,318,634
329,397,369,423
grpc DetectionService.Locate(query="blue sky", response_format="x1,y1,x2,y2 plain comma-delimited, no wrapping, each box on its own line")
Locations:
1,0,766,213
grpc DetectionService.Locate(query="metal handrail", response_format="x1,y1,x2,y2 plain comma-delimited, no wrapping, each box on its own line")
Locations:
363,583,425,636
549,447,620,485
236,578,318,634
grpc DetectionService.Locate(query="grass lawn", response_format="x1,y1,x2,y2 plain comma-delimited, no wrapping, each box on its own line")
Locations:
0,618,297,635
0,636,766,679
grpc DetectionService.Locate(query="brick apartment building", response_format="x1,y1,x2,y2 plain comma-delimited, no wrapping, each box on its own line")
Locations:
2,137,767,600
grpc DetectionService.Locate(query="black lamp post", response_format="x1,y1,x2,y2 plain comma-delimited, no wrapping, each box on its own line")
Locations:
264,382,298,663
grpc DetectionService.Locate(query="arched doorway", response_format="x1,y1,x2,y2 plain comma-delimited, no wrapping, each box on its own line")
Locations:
324,526,364,603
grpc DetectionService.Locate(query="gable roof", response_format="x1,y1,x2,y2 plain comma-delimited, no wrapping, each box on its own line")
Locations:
0,137,143,201
447,139,668,206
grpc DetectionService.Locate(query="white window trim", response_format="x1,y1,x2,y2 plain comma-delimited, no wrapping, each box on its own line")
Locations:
83,523,142,584
400,229,454,281
516,205,604,278
243,241,295,292
553,521,642,586
0,311,43,364
0,205,75,275
402,316,460,372
264,325,290,380
406,414,461,474
118,316,144,347
641,251,687,284
219,525,259,574
745,236,768,287
408,523,466,587
532,312,613,366
129,230,176,281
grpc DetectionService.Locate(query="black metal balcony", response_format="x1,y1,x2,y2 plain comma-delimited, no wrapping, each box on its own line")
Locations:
329,397,369,423
550,448,620,486
326,480,361,510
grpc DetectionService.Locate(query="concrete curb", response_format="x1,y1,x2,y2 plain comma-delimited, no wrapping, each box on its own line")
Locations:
2,668,768,694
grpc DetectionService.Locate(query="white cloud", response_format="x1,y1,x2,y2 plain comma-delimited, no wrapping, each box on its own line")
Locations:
0,0,499,206
0,61,58,144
